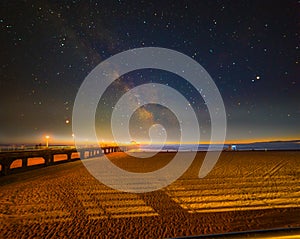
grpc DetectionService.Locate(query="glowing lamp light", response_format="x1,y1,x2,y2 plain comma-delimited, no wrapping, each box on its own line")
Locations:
45,135,50,148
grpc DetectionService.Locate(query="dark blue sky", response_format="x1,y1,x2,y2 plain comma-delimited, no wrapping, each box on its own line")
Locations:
1,0,299,144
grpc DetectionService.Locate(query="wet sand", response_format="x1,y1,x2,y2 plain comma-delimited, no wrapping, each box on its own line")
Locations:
0,151,299,238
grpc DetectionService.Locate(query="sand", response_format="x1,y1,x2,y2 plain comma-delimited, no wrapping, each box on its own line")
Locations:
0,151,299,238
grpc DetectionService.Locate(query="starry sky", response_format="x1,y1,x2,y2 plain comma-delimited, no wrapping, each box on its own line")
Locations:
1,0,299,145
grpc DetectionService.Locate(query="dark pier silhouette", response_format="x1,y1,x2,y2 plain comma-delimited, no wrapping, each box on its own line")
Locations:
0,145,129,176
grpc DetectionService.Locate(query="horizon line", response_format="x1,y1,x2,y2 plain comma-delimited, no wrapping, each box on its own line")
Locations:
1,138,300,146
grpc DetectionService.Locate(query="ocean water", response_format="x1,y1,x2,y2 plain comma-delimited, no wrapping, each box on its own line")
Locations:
1,141,299,152
138,141,300,152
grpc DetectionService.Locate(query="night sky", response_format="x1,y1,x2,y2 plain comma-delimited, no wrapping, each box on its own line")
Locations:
1,0,299,145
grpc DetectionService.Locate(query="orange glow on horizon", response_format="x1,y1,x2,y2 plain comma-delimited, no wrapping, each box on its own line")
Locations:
17,135,299,146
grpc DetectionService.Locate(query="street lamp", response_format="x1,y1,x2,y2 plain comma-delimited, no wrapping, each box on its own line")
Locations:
72,133,75,147
45,135,50,148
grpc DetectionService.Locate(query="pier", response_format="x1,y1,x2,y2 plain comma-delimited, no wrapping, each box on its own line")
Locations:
0,145,128,176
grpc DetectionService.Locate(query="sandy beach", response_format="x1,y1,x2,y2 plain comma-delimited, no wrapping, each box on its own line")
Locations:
0,151,299,238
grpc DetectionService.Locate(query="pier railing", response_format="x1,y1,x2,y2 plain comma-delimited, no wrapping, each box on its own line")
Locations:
0,145,132,176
